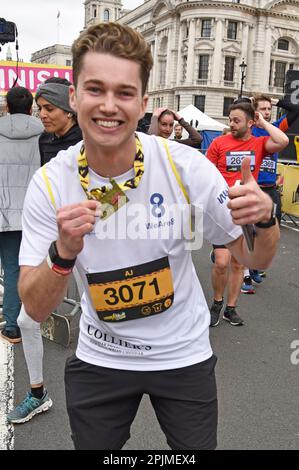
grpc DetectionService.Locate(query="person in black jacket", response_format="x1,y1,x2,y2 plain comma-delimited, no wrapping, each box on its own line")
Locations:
36,77,82,165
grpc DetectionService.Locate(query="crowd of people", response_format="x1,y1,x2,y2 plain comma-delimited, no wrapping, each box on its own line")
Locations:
0,21,291,449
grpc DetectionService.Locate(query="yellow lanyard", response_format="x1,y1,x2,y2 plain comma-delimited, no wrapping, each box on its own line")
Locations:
77,134,144,201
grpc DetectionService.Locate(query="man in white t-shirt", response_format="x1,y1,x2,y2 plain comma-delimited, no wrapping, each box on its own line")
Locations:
18,23,279,450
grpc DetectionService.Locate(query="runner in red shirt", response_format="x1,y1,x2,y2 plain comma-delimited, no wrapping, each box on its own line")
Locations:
206,102,288,327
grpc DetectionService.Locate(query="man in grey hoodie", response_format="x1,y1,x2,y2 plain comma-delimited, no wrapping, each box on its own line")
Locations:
0,86,43,343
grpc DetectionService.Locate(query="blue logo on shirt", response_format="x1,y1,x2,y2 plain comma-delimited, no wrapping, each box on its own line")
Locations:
150,193,165,218
217,189,229,205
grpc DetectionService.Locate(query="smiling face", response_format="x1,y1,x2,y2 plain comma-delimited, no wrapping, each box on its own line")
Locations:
69,52,148,158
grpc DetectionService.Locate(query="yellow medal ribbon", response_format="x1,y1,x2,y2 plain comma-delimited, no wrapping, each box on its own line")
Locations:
77,134,144,201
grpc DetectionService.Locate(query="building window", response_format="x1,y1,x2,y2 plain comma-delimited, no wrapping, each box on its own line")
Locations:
194,95,205,112
66,59,71,66
182,56,187,82
232,0,240,3
201,19,212,38
176,95,180,111
184,22,189,39
156,97,161,108
104,9,110,21
274,61,286,87
93,5,97,18
269,60,273,86
223,97,234,116
198,55,209,80
224,57,235,81
278,39,289,51
227,21,237,40
159,60,166,86
289,63,294,70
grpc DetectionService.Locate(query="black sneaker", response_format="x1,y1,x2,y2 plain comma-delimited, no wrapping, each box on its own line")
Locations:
210,300,223,327
223,307,244,326
1,328,22,344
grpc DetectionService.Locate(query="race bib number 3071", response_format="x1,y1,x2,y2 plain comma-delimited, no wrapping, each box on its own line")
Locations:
86,257,174,322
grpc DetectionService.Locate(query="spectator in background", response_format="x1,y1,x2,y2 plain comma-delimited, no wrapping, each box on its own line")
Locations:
0,87,43,343
148,107,202,148
7,78,82,425
36,77,82,165
174,123,183,140
207,102,288,327
242,93,299,291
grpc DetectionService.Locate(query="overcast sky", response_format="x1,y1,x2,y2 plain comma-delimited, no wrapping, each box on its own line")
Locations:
0,0,143,63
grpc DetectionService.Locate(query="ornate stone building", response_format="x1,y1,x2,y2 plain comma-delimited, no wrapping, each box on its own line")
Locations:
85,0,299,122
31,45,72,66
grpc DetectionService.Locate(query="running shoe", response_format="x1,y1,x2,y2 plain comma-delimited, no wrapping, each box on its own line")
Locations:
223,307,244,326
241,276,255,294
249,269,263,284
1,327,21,344
210,300,223,327
7,389,53,424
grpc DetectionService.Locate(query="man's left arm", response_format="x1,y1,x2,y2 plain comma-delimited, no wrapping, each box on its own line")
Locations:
226,157,279,269
255,112,289,154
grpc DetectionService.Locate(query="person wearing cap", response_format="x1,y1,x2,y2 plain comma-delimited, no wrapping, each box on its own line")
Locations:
36,77,82,165
7,78,82,425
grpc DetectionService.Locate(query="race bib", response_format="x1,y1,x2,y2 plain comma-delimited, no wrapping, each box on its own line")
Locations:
86,257,174,322
259,155,276,174
226,151,255,172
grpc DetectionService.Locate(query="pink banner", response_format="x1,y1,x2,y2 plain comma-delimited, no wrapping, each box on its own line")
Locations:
0,61,73,95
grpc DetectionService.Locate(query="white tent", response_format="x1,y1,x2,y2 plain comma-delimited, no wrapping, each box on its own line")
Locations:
178,104,227,131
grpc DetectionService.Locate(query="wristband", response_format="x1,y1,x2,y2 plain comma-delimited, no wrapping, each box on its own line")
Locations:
46,254,74,276
255,202,277,229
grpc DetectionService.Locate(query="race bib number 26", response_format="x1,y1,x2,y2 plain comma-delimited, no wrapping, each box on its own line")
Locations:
226,151,255,172
86,257,174,322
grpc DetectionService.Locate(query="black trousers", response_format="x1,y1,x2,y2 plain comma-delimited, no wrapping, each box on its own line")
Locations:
64,354,218,450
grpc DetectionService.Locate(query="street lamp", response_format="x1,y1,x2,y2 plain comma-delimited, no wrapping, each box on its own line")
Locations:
239,59,247,97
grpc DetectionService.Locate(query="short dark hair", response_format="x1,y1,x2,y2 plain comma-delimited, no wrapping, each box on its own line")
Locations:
45,77,72,86
229,102,255,121
233,96,251,104
71,22,153,95
6,86,33,114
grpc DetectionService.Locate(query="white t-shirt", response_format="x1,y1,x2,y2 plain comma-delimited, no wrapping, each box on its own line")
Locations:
20,133,242,371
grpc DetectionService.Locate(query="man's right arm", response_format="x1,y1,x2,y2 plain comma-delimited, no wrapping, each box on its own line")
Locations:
19,200,101,322
19,264,70,322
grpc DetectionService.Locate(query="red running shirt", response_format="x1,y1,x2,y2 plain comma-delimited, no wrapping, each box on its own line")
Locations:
206,133,270,187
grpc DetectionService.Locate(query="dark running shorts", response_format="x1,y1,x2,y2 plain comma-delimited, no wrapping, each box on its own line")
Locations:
65,354,218,450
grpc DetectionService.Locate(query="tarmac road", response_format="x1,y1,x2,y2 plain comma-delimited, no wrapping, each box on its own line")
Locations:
11,225,299,450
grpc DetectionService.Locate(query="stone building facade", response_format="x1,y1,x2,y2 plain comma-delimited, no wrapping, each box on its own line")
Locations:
31,45,72,67
84,0,299,122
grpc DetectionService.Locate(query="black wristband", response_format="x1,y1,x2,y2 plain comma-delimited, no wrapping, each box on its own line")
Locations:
255,218,276,229
255,203,277,229
48,241,77,268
